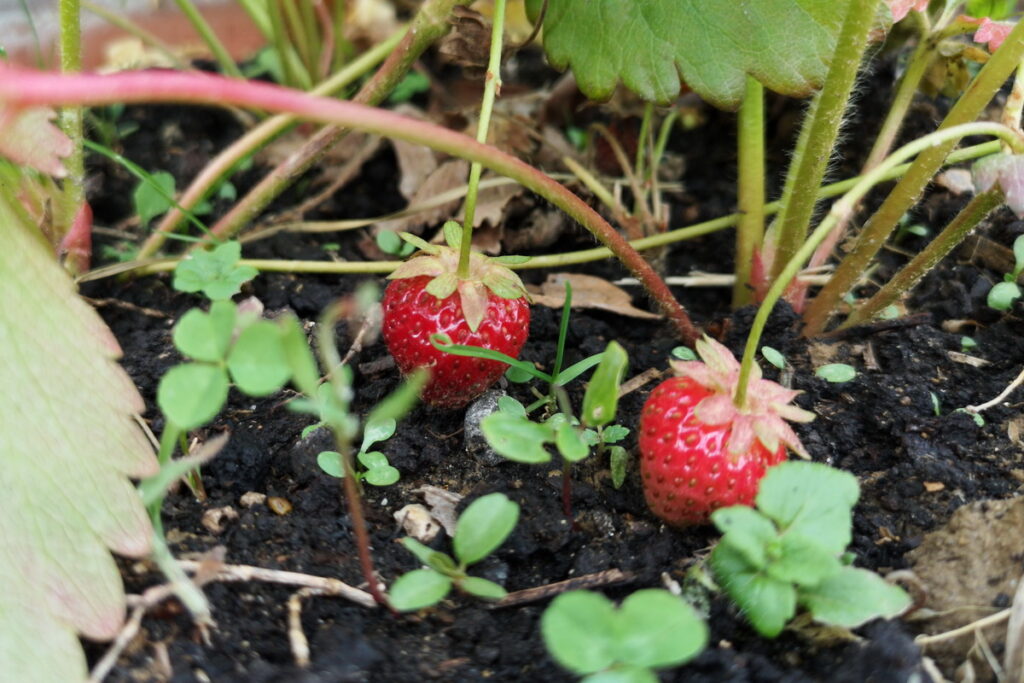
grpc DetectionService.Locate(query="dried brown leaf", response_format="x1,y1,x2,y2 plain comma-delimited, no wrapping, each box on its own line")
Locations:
526,273,661,319
375,159,469,235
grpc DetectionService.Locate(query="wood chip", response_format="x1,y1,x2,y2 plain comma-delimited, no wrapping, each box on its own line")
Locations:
924,481,946,493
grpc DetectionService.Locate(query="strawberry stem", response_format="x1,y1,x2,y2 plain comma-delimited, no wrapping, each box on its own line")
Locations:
734,121,1024,409
458,0,507,279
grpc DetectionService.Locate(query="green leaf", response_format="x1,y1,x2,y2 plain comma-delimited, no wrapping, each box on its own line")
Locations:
1013,234,1024,275
671,346,697,360
481,412,554,464
966,0,1016,20
582,668,658,683
278,315,320,397
453,493,520,566
172,241,258,301
387,70,431,103
755,462,859,554
432,333,553,382
172,301,236,362
798,567,911,628
400,538,441,566
602,425,630,444
442,220,463,250
497,395,528,417
0,194,158,680
554,352,605,386
710,542,796,638
316,450,345,478
376,229,415,256
132,170,176,227
388,570,453,612
988,281,1022,311
609,446,629,489
505,365,535,383
360,417,397,452
458,576,508,600
357,450,389,469
157,362,230,430
711,506,777,569
582,341,628,427
766,534,842,587
615,589,708,669
364,464,400,486
529,0,848,108
556,420,591,463
761,346,786,370
815,363,857,383
541,591,618,675
226,320,291,396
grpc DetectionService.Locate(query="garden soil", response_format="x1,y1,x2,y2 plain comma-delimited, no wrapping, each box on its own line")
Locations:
79,51,1024,682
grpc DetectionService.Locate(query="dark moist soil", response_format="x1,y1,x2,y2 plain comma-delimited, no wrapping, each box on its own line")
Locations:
80,50,1024,682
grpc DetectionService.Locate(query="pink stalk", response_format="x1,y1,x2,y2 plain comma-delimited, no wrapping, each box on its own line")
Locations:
0,65,698,343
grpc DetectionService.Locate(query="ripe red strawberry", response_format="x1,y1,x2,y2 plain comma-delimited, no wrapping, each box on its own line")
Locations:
639,336,814,527
381,223,530,409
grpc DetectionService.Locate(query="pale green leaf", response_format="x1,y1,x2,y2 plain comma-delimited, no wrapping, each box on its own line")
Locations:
157,363,230,431
226,320,291,396
388,570,453,612
710,542,796,637
614,589,708,669
0,196,157,680
799,567,911,628
529,0,849,108
542,591,618,674
458,576,507,600
453,493,520,566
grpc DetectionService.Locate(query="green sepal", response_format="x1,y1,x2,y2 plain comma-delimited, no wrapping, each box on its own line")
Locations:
426,272,459,299
442,220,463,250
398,231,438,254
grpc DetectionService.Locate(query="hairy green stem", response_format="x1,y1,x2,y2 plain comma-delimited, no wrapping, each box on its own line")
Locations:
734,77,765,308
841,187,1005,328
172,0,245,79
139,29,402,257
58,0,88,273
459,0,506,278
803,19,1024,336
198,0,471,249
808,12,935,271
735,122,1024,408
768,0,876,281
80,141,1003,283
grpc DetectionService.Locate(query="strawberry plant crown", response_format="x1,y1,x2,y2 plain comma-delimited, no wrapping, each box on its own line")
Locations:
386,221,530,332
671,336,814,459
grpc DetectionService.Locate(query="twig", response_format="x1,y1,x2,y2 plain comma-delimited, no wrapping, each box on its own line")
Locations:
966,366,1024,414
489,569,634,609
177,559,377,608
82,296,171,318
87,603,146,682
287,587,326,667
916,609,1011,646
618,367,665,399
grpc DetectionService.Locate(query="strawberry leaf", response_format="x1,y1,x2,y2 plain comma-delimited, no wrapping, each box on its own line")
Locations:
710,542,796,638
527,0,849,108
755,462,859,554
798,566,910,627
0,196,157,679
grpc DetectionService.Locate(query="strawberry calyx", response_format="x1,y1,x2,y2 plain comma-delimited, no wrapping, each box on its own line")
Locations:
386,221,530,332
670,336,815,460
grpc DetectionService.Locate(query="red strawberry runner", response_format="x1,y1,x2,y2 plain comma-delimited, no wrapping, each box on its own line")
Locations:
639,336,814,527
382,223,530,409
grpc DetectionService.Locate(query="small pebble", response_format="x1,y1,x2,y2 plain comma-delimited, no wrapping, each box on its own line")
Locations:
201,506,238,534
267,497,293,515
239,491,267,508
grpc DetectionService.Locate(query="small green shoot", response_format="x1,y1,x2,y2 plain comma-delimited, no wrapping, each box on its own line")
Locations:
173,241,259,301
671,346,697,361
133,170,176,228
815,363,857,383
541,589,708,682
316,415,400,487
986,234,1024,311
709,462,910,638
376,230,416,257
388,71,431,104
761,346,786,370
930,392,941,417
389,493,520,611
961,336,978,351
